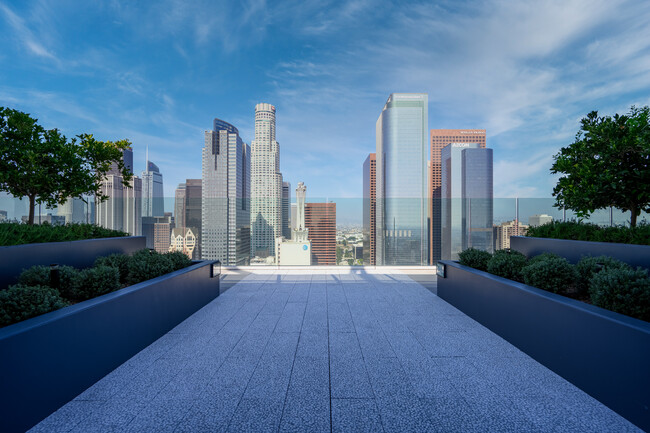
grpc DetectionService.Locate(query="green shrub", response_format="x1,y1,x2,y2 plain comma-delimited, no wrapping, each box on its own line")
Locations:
575,256,631,296
69,265,120,301
126,249,175,286
17,265,81,298
0,222,128,246
95,254,131,284
458,248,492,271
521,256,578,294
526,221,650,245
590,267,650,322
487,249,528,282
0,285,68,327
165,251,193,271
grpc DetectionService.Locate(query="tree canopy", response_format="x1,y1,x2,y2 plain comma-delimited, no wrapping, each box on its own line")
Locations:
0,107,133,224
551,106,650,227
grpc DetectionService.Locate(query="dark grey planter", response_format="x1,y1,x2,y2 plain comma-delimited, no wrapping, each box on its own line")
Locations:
511,236,650,269
437,260,650,432
0,260,220,433
0,236,146,289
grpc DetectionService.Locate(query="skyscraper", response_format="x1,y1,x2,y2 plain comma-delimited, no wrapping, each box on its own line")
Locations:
305,202,336,265
441,143,493,260
185,179,202,259
430,129,486,264
142,152,164,217
282,181,291,239
57,198,86,224
275,182,310,265
174,183,186,229
376,93,428,266
201,119,251,265
362,153,377,265
250,103,283,258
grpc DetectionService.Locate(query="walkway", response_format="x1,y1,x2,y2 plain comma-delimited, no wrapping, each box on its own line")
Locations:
30,270,640,432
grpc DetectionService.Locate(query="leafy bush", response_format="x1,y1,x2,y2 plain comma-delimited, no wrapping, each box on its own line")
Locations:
95,254,131,284
590,267,650,322
0,285,68,327
166,251,193,271
521,256,578,294
17,265,81,298
486,250,528,282
526,221,650,245
458,248,492,271
126,249,175,286
69,266,120,301
575,256,631,297
0,222,128,246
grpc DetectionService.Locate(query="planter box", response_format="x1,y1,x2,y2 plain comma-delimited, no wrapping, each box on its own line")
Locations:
0,236,146,289
511,236,650,269
0,260,220,433
437,260,650,432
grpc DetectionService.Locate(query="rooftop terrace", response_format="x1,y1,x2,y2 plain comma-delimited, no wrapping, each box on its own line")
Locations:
30,269,640,432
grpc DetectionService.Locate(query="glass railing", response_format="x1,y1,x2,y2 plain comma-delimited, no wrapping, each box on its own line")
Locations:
1,195,647,266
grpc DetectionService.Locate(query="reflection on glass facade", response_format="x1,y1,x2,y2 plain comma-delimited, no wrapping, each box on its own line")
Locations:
441,143,493,260
376,93,428,265
202,119,250,265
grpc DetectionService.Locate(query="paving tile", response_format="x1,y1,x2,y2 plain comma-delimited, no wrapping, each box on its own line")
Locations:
28,400,103,433
331,398,383,433
225,398,284,433
330,356,374,398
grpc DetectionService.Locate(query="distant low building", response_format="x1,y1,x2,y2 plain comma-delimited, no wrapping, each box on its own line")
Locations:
529,214,553,227
22,213,65,225
494,220,529,250
0,210,6,222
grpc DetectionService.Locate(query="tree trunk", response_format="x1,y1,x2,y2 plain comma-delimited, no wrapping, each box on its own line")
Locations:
630,204,637,228
28,194,36,225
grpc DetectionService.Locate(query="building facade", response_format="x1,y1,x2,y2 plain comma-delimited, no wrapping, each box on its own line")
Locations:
275,182,311,265
185,179,202,259
250,103,283,259
529,214,553,227
174,183,186,229
305,202,336,265
494,220,529,250
170,227,197,259
362,153,377,265
376,93,428,265
142,159,164,218
58,197,87,224
201,119,251,266
282,181,291,239
441,143,493,260
430,129,486,264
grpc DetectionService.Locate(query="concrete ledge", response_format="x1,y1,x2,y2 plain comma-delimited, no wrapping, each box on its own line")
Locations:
437,260,650,432
0,260,220,433
0,236,146,289
511,236,650,269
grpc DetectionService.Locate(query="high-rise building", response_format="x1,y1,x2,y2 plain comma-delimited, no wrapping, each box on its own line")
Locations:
185,179,202,259
250,103,283,259
430,129,486,264
96,147,142,235
142,153,164,217
529,214,553,227
290,203,297,230
376,93,428,266
201,119,251,266
494,220,528,250
282,182,291,239
275,182,311,265
305,202,336,265
441,143,493,260
142,213,173,251
174,183,186,229
362,153,377,265
57,198,87,224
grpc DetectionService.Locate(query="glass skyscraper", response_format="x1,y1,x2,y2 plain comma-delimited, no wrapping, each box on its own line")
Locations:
202,119,250,265
376,93,429,265
142,158,164,218
441,143,493,260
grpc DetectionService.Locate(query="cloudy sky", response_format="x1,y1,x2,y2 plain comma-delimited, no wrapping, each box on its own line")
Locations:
1,0,649,220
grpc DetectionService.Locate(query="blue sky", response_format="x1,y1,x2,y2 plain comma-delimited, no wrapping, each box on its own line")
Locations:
1,0,649,222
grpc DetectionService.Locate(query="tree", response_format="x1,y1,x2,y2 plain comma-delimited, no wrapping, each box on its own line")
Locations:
0,107,133,224
551,106,650,227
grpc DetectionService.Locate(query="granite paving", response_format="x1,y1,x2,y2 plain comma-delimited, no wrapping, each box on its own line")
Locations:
29,269,642,433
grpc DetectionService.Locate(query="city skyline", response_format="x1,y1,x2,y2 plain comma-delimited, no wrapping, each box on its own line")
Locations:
2,1,648,207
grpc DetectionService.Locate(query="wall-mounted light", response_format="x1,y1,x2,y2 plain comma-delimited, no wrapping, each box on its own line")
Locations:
210,260,221,278
436,262,446,278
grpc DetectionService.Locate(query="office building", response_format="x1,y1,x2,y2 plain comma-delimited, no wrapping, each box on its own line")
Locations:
174,183,186,229
142,155,164,217
142,213,173,252
376,93,428,265
170,227,197,259
305,202,336,265
250,103,283,259
430,129,486,264
494,220,529,250
202,119,251,266
0,210,6,222
362,153,377,265
185,179,202,259
290,203,297,230
529,214,553,227
282,182,291,239
441,143,493,260
275,182,311,265
57,198,87,224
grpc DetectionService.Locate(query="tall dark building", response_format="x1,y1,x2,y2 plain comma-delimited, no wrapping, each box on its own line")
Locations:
185,179,202,259
282,182,291,239
363,153,376,265
305,202,336,265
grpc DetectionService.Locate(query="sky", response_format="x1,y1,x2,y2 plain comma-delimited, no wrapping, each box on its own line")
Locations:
1,0,649,223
